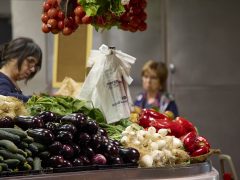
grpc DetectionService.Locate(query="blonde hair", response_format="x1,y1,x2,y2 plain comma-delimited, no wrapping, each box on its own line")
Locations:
141,60,168,91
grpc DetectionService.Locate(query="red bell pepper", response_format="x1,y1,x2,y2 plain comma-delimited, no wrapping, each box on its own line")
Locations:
181,132,210,156
196,136,211,149
181,131,198,153
139,109,170,128
191,146,210,157
175,117,196,134
142,109,169,120
168,121,187,138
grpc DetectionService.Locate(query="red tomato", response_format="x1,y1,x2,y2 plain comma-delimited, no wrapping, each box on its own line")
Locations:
74,6,86,18
41,13,49,23
42,23,50,33
48,8,58,19
62,27,72,35
47,19,58,29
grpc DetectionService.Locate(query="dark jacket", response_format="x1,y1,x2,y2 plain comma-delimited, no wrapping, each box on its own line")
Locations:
0,72,30,102
134,92,179,117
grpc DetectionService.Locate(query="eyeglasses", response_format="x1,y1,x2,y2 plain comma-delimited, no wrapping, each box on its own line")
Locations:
25,57,38,70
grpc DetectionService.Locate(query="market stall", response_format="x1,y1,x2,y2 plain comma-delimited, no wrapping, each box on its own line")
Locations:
0,0,227,179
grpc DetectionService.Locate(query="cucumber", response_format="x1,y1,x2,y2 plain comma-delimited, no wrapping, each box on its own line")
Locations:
26,157,33,166
0,163,8,170
31,142,46,152
17,142,28,149
24,148,32,157
4,159,20,168
0,140,19,153
39,151,50,160
17,149,27,157
0,165,2,172
0,130,20,143
28,143,38,154
0,128,27,139
22,162,32,171
0,150,26,163
33,157,41,170
22,136,34,144
0,155,3,162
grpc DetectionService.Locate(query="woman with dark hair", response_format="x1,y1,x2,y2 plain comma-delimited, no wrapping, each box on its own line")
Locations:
0,37,42,102
134,60,179,117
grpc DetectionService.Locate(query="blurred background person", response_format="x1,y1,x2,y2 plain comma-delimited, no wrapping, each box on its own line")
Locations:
134,60,179,117
0,37,42,102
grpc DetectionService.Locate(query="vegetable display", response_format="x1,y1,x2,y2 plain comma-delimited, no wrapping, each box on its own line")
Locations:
0,93,219,176
23,111,140,168
41,0,148,35
132,108,212,157
0,95,28,119
121,124,190,167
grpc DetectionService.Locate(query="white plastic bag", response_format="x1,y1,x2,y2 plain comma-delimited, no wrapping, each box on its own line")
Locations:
77,44,136,124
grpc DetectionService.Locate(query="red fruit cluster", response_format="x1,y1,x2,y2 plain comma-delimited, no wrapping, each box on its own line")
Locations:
41,0,92,36
119,0,147,32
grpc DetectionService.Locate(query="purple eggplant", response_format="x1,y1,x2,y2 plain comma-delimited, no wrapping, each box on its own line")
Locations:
83,147,95,159
110,139,122,147
0,116,14,128
72,158,84,166
32,117,44,128
57,124,77,134
97,128,108,137
109,156,123,165
49,141,63,155
61,144,74,159
106,144,119,156
79,155,91,165
36,111,57,123
60,113,87,128
45,122,60,133
72,144,81,156
27,128,55,145
14,116,34,130
56,131,73,143
119,147,140,164
62,160,72,167
91,134,103,149
78,132,90,146
92,154,107,165
83,120,99,134
49,155,64,167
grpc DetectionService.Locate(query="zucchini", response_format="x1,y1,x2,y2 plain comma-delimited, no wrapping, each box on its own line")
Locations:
0,130,20,143
0,128,27,139
22,136,34,144
0,150,26,163
4,159,20,168
0,140,18,153
0,165,2,172
0,163,8,170
33,157,42,170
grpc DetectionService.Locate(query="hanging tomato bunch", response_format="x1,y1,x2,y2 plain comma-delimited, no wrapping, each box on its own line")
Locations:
41,0,148,36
